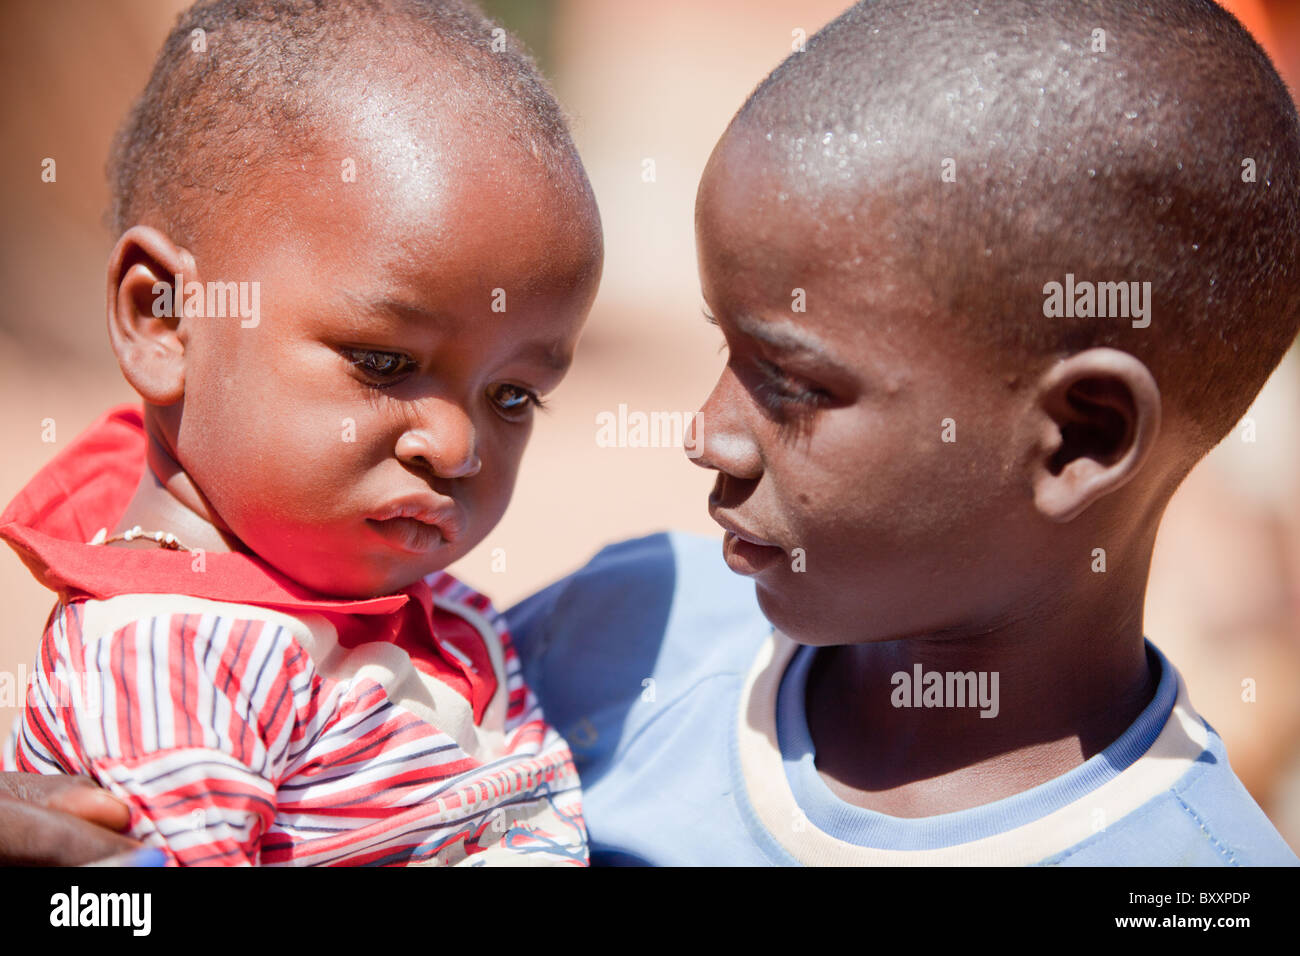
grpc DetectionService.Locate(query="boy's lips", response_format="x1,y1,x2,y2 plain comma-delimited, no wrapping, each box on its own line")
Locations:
366,495,462,553
709,507,786,576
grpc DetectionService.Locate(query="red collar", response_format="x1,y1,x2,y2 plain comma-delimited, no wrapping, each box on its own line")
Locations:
0,404,499,722
0,404,410,615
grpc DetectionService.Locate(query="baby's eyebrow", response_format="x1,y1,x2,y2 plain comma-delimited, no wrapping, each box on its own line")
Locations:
342,294,448,328
327,292,441,337
514,339,572,374
337,290,571,373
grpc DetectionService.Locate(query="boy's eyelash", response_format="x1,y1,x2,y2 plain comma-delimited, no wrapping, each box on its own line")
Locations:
702,308,829,412
703,307,729,354
754,358,832,409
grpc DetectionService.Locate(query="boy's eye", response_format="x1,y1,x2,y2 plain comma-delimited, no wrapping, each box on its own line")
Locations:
753,358,833,411
344,348,416,384
704,305,835,414
487,382,543,418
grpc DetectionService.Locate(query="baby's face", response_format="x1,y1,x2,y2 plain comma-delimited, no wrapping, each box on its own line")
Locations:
692,128,1045,646
172,125,601,598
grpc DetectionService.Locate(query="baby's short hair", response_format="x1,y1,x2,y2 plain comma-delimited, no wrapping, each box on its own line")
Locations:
110,0,577,248
735,0,1300,452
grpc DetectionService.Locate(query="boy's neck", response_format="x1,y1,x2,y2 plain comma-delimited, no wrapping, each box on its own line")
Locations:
803,562,1158,819
110,418,242,555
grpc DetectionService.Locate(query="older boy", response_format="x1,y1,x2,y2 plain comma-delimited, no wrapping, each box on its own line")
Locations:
509,0,1299,864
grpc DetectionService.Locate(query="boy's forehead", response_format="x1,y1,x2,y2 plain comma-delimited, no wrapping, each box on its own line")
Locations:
698,124,928,318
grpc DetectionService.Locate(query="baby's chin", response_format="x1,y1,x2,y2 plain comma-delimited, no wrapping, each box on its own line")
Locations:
250,537,457,600
281,560,445,600
231,513,483,599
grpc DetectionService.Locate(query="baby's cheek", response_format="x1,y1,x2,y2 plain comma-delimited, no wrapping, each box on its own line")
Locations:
207,417,361,534
456,476,511,551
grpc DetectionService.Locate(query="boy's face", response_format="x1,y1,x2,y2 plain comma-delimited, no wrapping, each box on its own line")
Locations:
170,118,601,599
692,127,1047,646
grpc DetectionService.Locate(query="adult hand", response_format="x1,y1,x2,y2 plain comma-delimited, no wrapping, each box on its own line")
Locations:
0,772,141,865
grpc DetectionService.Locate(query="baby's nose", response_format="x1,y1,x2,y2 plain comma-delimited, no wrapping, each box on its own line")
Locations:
395,405,481,479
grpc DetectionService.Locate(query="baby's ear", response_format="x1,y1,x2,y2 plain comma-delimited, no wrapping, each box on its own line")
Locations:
1030,348,1162,522
105,225,197,405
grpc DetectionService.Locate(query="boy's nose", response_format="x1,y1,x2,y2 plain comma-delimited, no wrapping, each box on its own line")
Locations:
395,404,481,480
687,368,762,481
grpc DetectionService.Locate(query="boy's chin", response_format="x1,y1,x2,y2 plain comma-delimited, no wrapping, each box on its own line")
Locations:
754,580,847,647
754,578,905,648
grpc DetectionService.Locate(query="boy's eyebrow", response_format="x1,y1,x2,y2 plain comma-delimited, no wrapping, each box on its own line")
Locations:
730,312,847,370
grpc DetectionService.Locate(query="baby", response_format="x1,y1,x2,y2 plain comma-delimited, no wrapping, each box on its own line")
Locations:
0,0,602,865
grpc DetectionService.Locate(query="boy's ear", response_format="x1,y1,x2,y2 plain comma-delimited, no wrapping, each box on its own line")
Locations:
105,225,198,406
1030,347,1161,523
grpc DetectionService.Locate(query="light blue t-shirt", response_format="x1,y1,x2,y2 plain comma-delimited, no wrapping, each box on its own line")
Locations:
506,532,1298,866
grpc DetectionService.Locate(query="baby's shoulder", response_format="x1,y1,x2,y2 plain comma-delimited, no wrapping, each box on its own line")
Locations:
47,592,314,675
423,571,507,631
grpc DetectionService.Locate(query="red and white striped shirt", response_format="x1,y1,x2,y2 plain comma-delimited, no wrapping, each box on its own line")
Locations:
0,405,586,866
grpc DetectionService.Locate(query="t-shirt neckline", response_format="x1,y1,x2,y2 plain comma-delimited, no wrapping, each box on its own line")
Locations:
774,638,1177,851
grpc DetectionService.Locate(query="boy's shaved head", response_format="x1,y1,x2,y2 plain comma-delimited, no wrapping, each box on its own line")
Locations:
110,0,580,248
724,0,1300,452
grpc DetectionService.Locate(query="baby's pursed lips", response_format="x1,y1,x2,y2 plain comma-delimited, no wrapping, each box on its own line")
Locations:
368,495,463,544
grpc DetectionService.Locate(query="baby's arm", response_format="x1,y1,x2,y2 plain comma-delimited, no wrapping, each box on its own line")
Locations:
7,606,302,865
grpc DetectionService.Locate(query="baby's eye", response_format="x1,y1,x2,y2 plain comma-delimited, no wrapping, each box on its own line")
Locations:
343,348,416,384
487,382,544,418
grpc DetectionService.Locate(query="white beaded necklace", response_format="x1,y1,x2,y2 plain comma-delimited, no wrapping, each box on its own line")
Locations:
89,525,191,552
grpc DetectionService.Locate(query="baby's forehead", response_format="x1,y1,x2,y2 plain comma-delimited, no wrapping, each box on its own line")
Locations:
204,101,600,319
228,79,576,239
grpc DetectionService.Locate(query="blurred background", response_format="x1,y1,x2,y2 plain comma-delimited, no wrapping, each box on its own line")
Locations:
1,0,1297,850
